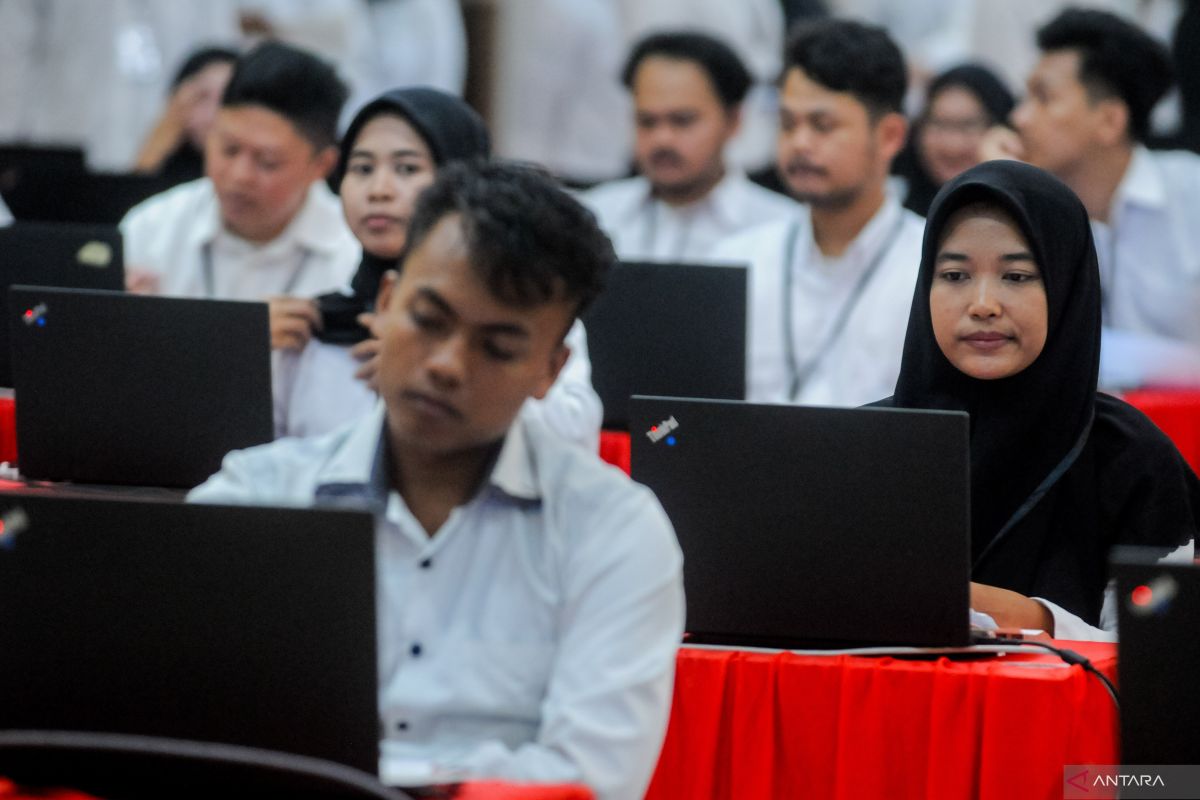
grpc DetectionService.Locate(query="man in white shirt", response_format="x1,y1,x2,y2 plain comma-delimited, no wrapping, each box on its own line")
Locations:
581,31,798,262
982,8,1200,388
189,160,685,799
121,41,361,351
714,19,924,408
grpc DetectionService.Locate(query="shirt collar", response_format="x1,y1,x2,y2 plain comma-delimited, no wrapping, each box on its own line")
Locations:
803,186,904,268
313,402,542,507
705,168,753,228
617,168,748,228
1114,144,1167,212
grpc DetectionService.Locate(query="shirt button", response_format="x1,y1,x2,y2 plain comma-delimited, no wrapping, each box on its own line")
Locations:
410,642,422,657
419,558,432,569
396,721,408,732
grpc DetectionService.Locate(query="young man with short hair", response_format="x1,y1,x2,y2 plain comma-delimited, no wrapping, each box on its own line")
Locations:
121,41,361,351
714,18,925,407
582,31,798,262
189,160,685,800
982,8,1200,386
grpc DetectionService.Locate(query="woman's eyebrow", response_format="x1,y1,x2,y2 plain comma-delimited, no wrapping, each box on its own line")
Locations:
935,251,968,262
1000,251,1036,262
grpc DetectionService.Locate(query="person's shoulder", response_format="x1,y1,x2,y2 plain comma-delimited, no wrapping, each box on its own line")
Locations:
188,420,366,506
579,176,646,214
733,175,800,216
122,178,216,227
711,215,798,265
521,418,675,545
1093,393,1190,465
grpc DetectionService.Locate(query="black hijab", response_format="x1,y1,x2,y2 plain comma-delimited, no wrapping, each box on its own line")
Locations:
883,160,1199,624
318,88,490,343
898,64,1015,217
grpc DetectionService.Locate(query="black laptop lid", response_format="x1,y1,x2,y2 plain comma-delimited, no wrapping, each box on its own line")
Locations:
0,493,379,773
631,396,971,648
1114,551,1200,765
9,286,273,488
0,222,125,386
582,261,746,429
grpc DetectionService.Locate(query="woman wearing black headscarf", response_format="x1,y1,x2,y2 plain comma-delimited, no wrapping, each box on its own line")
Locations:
273,88,602,448
880,159,1199,639
895,64,1015,217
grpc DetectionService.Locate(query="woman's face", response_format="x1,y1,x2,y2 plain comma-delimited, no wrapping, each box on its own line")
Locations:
918,86,992,186
930,204,1048,380
340,114,436,258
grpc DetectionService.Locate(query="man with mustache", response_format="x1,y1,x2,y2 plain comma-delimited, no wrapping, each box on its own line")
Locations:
582,30,798,262
190,160,685,799
714,18,925,407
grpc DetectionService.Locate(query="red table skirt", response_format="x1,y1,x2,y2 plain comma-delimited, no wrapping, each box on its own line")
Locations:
598,430,632,475
646,643,1118,800
1123,389,1200,474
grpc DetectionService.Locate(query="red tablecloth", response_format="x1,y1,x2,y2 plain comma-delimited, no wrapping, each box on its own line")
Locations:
1124,389,1200,474
599,430,631,475
646,643,1118,800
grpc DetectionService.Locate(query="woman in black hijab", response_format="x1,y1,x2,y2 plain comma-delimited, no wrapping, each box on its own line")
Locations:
895,64,1015,217
882,159,1199,638
316,87,490,344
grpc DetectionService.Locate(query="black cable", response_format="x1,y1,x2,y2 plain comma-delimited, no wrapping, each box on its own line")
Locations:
1001,639,1120,708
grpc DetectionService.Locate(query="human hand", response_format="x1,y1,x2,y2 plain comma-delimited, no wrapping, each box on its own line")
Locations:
125,268,161,295
268,296,322,351
970,581,1054,634
351,312,381,390
978,125,1027,163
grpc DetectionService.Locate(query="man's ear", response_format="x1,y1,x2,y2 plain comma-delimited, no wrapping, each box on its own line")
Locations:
530,341,570,401
725,103,745,141
875,111,909,163
312,144,339,179
375,270,401,311
1094,97,1131,147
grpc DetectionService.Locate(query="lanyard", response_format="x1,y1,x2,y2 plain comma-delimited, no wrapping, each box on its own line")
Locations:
201,242,312,299
780,212,907,401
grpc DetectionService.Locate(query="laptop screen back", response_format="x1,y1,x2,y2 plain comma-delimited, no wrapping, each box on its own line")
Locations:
10,286,273,488
0,493,379,773
582,261,746,429
631,396,971,648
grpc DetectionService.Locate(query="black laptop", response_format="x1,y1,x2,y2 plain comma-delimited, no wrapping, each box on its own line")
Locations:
582,261,746,429
9,285,273,488
0,221,125,386
0,493,379,774
631,396,972,649
1114,550,1200,765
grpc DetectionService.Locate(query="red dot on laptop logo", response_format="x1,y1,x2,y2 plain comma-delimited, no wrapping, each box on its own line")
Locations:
1131,584,1154,607
22,304,47,327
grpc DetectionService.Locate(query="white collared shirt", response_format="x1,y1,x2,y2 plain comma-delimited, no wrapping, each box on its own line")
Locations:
581,169,800,262
272,319,603,452
714,192,924,408
120,177,361,300
1094,146,1200,348
188,404,684,800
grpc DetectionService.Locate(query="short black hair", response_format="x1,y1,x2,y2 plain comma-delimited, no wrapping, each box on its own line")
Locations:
404,160,613,318
621,31,752,109
171,45,239,90
221,40,347,150
783,18,907,118
1037,8,1173,142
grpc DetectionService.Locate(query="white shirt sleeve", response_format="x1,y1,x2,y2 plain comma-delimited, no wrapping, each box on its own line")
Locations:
1032,539,1196,642
518,319,603,453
